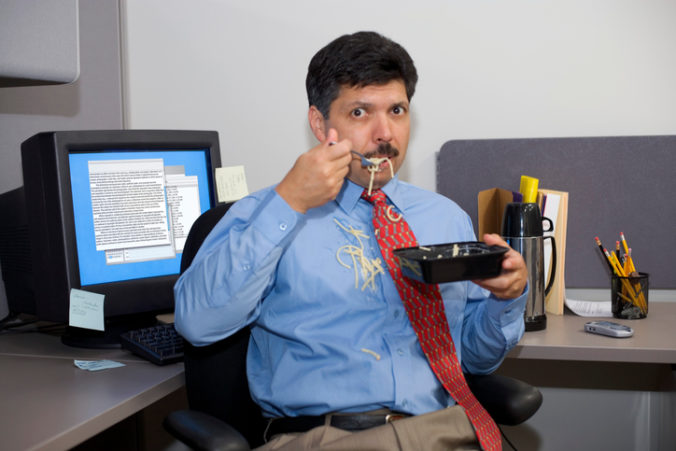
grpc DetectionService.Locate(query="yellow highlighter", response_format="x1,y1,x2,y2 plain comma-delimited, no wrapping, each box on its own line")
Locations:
519,175,539,203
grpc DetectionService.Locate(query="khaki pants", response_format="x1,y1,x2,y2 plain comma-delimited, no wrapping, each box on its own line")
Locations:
256,405,482,451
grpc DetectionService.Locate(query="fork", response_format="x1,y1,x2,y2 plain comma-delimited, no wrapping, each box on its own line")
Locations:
329,141,375,166
350,150,375,166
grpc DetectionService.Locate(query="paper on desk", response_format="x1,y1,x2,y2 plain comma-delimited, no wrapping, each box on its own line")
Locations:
74,360,126,371
69,288,105,331
216,166,249,203
565,298,612,317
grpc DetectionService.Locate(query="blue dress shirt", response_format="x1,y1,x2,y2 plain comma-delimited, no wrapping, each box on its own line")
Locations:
174,177,527,418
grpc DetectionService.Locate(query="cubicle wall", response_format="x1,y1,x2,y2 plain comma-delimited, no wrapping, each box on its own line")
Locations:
436,136,676,289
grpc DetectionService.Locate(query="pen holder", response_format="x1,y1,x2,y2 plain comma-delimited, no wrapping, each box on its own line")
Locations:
611,272,648,319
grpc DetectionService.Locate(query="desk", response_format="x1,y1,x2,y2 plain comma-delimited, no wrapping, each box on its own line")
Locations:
510,301,676,363
2,304,675,451
501,301,676,451
0,331,184,451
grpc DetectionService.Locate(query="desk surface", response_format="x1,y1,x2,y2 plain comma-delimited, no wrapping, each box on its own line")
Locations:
509,301,676,363
0,332,184,451
2,303,674,450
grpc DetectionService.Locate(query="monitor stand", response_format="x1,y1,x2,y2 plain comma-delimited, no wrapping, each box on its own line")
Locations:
61,313,160,349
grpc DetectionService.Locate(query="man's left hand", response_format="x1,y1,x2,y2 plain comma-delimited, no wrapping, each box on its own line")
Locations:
472,233,528,300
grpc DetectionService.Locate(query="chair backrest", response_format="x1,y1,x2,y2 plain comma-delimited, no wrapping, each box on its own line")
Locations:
179,203,266,447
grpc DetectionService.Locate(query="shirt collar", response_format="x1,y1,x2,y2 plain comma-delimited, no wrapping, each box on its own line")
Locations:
335,176,404,214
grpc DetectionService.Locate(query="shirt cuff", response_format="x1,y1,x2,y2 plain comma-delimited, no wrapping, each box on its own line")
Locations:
486,283,530,329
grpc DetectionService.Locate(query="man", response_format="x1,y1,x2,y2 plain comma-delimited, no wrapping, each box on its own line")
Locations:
175,31,528,450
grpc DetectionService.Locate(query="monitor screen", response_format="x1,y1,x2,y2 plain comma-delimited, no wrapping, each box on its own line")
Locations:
18,130,221,345
69,149,211,286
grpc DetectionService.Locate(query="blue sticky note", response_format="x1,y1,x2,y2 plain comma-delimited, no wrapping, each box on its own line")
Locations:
74,360,126,371
69,288,105,331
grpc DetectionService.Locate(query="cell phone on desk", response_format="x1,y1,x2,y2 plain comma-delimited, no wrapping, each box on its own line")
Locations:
584,321,634,338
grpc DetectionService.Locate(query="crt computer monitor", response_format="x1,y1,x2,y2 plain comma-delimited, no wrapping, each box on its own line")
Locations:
20,130,221,347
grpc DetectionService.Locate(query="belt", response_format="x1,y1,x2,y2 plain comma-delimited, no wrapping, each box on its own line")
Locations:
265,411,409,440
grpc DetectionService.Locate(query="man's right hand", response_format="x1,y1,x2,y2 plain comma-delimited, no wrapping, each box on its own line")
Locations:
275,129,352,214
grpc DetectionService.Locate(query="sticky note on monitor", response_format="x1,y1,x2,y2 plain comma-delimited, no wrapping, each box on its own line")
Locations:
69,288,105,331
215,166,249,203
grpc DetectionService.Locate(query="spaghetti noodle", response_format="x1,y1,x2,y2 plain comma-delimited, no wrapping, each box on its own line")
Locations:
365,156,394,196
334,218,385,291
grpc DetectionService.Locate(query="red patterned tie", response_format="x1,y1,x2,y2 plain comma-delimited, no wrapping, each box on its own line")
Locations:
362,189,501,451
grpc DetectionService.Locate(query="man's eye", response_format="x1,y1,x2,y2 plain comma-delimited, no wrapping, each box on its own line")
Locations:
392,105,406,115
351,108,365,118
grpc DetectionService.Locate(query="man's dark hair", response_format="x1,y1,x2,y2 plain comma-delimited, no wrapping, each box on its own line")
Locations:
306,31,418,118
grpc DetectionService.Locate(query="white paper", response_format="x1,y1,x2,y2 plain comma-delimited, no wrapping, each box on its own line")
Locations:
216,166,249,203
99,163,203,264
565,298,612,317
165,173,202,252
68,288,105,331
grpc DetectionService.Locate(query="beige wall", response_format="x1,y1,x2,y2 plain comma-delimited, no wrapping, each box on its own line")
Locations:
121,0,676,195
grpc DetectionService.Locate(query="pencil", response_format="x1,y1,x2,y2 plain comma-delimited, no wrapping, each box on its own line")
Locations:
620,232,630,254
626,248,637,275
595,237,615,274
605,248,626,277
606,248,647,312
624,247,645,311
623,249,631,275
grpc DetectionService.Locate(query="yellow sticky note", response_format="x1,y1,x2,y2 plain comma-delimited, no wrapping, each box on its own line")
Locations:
215,166,249,203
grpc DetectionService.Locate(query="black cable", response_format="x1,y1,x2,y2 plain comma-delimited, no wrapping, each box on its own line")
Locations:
0,313,31,331
0,314,63,335
499,425,518,451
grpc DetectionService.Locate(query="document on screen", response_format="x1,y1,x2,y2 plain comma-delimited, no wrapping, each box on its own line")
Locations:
88,159,201,265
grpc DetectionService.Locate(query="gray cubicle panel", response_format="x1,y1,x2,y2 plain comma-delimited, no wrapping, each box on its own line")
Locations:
436,135,675,289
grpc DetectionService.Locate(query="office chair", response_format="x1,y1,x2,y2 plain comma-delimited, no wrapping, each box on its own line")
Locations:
165,204,543,451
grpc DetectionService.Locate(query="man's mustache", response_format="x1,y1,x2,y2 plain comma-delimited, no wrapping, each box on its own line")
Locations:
364,142,400,159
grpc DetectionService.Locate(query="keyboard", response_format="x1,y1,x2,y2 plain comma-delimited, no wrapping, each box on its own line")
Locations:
120,323,184,365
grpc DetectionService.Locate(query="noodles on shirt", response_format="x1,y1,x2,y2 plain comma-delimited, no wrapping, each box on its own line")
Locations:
334,218,385,291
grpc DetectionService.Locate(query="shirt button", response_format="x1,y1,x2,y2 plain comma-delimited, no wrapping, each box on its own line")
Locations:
397,348,404,356
393,310,401,318
279,222,288,231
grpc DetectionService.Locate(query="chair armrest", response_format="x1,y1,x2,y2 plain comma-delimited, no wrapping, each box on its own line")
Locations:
465,373,543,426
163,410,251,451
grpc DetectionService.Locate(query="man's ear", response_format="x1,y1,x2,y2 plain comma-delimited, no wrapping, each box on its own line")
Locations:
308,106,327,142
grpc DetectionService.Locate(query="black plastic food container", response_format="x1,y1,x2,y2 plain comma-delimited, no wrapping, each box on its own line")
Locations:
393,241,508,284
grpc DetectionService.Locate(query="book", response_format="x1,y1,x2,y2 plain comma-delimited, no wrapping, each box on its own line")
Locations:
538,188,568,315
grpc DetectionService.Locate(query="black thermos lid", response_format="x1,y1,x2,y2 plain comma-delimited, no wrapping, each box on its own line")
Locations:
501,202,543,238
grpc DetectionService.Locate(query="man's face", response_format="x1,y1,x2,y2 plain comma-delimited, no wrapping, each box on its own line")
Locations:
322,80,410,191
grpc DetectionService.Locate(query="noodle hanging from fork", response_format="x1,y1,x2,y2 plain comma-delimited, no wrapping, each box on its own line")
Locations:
365,157,394,196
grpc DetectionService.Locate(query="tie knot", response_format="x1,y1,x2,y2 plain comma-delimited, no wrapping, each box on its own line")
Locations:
361,189,387,205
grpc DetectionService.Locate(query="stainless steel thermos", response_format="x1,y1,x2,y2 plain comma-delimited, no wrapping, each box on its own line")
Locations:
501,202,556,331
